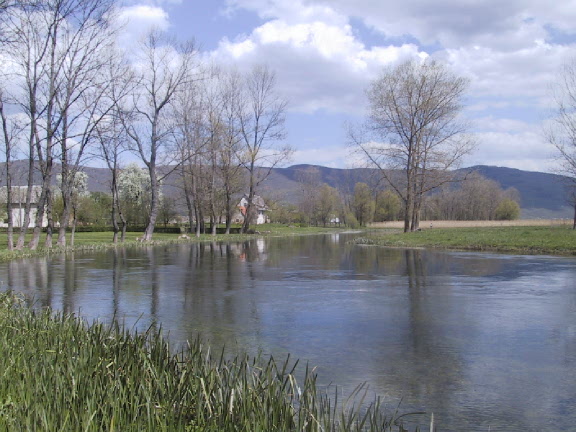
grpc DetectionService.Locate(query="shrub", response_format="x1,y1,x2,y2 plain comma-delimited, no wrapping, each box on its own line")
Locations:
495,199,521,220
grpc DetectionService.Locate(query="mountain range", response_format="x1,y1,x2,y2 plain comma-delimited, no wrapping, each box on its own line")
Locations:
1,161,573,219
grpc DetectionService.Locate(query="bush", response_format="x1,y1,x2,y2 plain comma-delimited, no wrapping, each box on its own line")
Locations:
345,211,360,228
0,292,418,431
495,199,521,220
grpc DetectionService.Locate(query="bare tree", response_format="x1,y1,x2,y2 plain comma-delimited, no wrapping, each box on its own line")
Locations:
54,3,119,247
237,65,291,233
547,60,576,229
172,77,208,237
4,2,52,250
351,59,475,232
122,30,197,241
217,70,244,234
3,0,116,249
96,64,134,244
0,88,22,250
296,166,321,225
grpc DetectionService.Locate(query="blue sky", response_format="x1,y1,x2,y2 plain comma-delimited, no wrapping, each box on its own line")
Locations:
118,0,576,172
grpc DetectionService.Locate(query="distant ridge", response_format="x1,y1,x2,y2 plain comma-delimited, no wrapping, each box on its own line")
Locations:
0,161,572,219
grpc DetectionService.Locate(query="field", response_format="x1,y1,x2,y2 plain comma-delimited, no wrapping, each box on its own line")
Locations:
369,218,573,229
360,224,576,255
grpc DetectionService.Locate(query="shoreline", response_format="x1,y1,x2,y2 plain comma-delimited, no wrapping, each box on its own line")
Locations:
357,225,576,256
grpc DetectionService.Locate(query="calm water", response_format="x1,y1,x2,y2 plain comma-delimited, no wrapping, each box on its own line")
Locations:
1,233,576,431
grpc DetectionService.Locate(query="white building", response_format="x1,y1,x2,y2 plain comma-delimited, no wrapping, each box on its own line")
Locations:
236,195,270,225
0,186,48,228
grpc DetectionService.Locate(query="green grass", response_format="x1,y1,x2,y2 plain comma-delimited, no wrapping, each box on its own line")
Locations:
0,225,345,262
356,226,576,255
0,292,421,431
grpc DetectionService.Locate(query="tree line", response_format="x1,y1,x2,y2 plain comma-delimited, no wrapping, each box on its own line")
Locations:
289,167,520,228
2,0,574,252
0,0,290,250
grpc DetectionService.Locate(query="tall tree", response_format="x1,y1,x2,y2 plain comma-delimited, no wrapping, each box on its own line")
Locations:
122,30,196,241
0,88,23,250
315,184,339,227
352,182,374,227
351,59,474,232
4,0,116,249
217,70,244,234
96,57,135,243
547,60,576,229
237,65,291,233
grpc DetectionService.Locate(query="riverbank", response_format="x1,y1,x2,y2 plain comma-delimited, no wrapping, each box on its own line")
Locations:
0,225,344,263
358,225,576,255
0,291,417,431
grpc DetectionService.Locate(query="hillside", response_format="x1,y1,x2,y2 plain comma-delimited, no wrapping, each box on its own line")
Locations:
261,164,573,219
0,161,573,219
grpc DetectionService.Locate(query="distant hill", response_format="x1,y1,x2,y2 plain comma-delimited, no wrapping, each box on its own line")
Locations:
260,164,574,219
1,161,573,219
467,166,572,218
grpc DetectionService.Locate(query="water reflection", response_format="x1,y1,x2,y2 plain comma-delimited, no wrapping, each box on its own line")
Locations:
1,235,576,431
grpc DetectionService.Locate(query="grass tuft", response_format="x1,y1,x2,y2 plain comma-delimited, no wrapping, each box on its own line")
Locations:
0,292,421,431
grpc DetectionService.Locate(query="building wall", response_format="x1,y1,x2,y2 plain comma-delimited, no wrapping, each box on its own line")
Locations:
0,206,48,228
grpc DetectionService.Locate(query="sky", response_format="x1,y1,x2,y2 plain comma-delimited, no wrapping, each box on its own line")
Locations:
117,0,576,172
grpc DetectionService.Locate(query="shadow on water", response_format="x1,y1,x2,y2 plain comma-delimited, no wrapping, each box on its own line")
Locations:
2,233,576,431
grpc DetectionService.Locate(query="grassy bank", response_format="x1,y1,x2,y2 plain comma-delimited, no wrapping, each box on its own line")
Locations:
0,292,419,431
0,225,344,263
357,225,576,255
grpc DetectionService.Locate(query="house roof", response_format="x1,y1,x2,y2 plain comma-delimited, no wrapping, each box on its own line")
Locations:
239,194,268,210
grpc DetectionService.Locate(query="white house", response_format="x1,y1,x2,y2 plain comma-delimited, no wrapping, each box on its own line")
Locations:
236,194,270,225
0,186,48,228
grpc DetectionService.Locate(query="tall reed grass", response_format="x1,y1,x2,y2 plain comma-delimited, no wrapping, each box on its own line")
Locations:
0,292,422,431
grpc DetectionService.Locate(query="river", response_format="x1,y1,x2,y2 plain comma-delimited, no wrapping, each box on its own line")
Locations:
1,233,575,431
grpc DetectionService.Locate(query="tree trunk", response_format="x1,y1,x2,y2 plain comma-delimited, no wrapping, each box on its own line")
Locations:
403,195,413,233
43,187,54,249
120,217,127,243
210,215,217,236
111,195,119,244
225,199,232,235
70,208,77,247
57,189,72,247
1,103,13,250
241,169,255,234
28,177,49,250
143,167,159,241
16,135,36,250
194,203,202,238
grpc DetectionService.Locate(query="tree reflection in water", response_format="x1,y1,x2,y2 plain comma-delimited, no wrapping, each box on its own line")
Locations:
2,235,576,431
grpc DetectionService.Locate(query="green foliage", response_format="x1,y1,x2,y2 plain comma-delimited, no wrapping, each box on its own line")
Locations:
314,184,339,226
494,199,521,220
345,211,360,228
268,203,301,225
352,183,375,226
157,196,179,227
77,192,113,225
0,292,418,431
374,190,401,222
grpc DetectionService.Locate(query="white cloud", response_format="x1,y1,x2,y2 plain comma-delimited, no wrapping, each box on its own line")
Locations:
210,16,424,113
467,130,557,172
295,0,576,50
443,42,576,109
178,0,576,170
116,5,170,48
